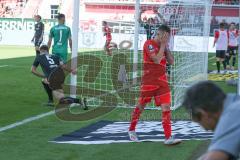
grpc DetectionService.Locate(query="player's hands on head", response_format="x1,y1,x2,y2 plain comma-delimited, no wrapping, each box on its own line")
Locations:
159,31,169,45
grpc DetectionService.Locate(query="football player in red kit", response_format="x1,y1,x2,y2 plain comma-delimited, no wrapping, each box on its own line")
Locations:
128,24,181,145
102,21,117,56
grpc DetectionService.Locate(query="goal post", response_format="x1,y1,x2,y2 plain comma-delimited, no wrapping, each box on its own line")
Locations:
238,4,240,96
132,0,140,85
70,0,80,98
69,0,213,109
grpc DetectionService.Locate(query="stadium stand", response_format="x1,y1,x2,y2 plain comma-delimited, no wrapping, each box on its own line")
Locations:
84,0,239,4
0,0,238,19
21,0,42,18
0,0,27,17
213,0,239,5
0,0,45,18
83,0,175,3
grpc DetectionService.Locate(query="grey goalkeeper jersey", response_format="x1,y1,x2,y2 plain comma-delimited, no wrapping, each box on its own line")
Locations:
208,94,240,160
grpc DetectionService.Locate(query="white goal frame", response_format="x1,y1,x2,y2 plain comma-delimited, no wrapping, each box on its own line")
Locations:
70,0,214,109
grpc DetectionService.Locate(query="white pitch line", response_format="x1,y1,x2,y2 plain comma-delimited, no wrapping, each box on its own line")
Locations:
209,56,215,60
0,65,9,68
0,111,55,133
0,104,77,133
0,65,30,68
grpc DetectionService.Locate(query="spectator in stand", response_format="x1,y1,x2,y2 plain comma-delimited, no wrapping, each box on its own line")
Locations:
153,9,166,25
169,15,180,26
234,0,239,5
139,14,156,40
142,16,147,22
154,16,159,24
211,16,219,25
210,17,219,35
221,19,228,26
0,0,26,17
139,9,166,40
0,3,4,16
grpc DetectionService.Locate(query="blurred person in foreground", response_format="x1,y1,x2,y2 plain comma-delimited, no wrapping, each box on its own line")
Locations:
183,81,240,160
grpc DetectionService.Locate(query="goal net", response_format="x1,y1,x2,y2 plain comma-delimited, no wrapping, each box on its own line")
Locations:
66,0,213,110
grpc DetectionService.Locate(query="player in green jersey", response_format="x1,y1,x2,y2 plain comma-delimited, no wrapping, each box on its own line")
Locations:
47,14,72,63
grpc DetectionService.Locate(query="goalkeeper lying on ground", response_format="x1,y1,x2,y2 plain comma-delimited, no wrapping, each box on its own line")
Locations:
31,45,88,110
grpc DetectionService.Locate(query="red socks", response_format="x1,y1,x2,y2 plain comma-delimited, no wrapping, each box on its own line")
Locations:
129,107,172,140
129,107,141,131
162,110,172,139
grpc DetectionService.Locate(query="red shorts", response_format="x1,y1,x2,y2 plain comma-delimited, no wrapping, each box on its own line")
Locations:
106,38,112,48
139,84,171,106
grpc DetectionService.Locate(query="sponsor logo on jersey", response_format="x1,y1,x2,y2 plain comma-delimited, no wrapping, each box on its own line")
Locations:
148,45,154,51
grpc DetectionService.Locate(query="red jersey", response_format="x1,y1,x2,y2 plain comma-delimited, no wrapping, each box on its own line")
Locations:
142,40,167,86
103,26,112,40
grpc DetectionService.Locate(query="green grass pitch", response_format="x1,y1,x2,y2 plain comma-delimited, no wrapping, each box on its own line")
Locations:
0,45,237,160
